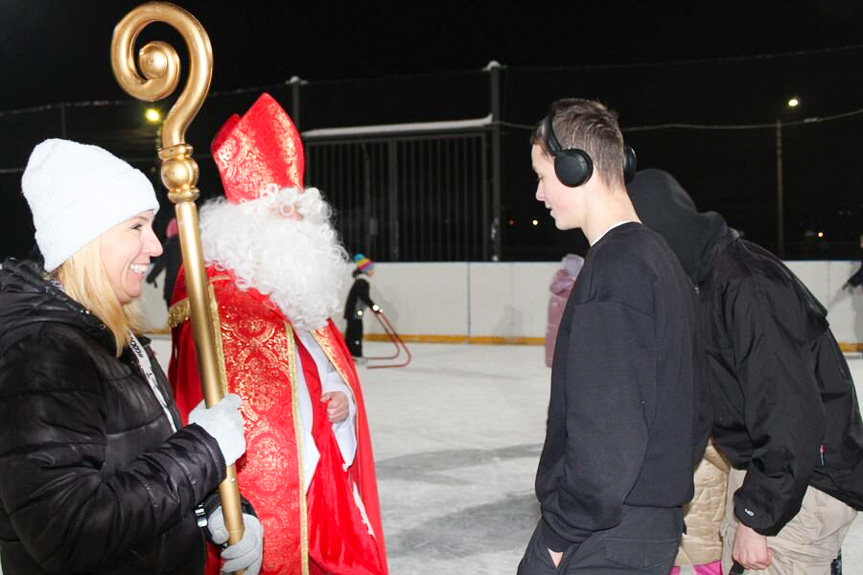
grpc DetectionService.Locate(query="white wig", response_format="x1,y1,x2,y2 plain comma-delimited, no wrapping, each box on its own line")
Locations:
199,186,349,331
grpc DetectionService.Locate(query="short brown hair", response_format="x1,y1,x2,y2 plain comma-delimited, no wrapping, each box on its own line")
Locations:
531,98,626,188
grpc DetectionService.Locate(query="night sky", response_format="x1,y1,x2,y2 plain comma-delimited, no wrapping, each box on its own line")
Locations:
3,0,863,260
3,1,863,108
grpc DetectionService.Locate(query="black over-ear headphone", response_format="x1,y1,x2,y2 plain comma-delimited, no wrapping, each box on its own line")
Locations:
542,112,637,188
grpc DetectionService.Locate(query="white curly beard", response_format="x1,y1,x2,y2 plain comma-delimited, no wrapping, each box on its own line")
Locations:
198,186,349,331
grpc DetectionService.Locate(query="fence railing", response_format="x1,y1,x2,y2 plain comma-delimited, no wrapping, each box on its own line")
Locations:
4,49,863,262
304,116,493,261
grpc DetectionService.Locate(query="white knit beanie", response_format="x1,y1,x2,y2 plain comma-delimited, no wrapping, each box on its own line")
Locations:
22,139,160,272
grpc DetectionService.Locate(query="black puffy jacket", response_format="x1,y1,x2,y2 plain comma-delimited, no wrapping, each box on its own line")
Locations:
629,169,863,536
0,259,225,574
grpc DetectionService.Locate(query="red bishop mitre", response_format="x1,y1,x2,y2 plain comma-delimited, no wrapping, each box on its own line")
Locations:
210,92,305,203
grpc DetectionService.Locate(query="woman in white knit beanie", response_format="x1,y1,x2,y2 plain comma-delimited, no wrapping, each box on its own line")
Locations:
0,139,261,575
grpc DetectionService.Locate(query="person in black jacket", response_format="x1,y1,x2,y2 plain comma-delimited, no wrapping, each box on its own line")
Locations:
343,253,379,359
629,168,863,574
145,216,182,309
843,233,863,290
518,100,704,574
0,139,262,575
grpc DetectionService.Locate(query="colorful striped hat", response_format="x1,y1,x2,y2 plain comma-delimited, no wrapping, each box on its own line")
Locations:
354,253,374,272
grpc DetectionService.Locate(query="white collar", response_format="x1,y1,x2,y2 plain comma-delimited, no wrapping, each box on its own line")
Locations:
590,220,636,246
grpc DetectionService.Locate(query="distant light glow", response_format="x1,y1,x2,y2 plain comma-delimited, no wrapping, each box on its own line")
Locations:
817,231,824,238
787,97,800,108
531,219,539,226
145,108,162,123
508,218,515,226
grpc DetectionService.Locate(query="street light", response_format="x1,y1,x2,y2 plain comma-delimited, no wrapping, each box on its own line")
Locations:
776,96,801,259
145,108,161,123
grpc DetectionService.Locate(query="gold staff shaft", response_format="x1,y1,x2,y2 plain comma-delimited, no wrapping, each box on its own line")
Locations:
110,2,246,567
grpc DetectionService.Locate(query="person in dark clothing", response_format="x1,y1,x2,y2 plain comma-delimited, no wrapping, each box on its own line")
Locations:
629,168,863,574
844,233,863,290
145,216,182,309
518,100,704,574
26,242,44,267
0,139,261,575
544,253,584,368
343,253,379,359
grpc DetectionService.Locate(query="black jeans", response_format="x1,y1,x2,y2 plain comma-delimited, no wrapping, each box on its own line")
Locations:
518,506,683,574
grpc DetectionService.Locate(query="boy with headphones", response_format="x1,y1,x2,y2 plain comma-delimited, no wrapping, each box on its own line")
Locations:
518,98,707,574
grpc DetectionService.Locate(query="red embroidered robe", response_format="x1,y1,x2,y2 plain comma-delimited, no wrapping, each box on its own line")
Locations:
168,266,387,575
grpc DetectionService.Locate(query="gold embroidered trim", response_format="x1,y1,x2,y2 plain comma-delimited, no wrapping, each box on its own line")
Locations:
311,328,357,399
164,275,233,330
167,299,190,329
285,322,310,575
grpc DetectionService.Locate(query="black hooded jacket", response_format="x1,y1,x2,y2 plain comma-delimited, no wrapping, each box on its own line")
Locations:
0,259,226,574
629,169,863,536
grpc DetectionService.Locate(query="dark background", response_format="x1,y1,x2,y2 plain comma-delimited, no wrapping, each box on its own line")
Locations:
3,0,863,262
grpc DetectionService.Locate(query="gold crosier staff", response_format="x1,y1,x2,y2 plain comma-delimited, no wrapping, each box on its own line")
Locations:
110,2,246,569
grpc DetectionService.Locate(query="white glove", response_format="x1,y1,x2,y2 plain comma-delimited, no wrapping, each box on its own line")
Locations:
189,393,246,467
208,507,263,575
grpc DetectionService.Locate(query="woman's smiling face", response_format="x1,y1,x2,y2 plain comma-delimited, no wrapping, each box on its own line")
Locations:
99,210,163,305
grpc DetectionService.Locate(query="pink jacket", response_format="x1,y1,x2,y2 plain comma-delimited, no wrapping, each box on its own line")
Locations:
545,254,585,367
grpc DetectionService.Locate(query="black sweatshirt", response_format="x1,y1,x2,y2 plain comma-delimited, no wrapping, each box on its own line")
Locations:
536,222,704,551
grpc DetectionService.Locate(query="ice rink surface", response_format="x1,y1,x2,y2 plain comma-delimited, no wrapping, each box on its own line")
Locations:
144,339,862,574
353,342,863,575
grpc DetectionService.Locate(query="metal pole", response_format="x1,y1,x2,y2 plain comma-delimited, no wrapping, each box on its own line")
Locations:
776,119,784,259
288,76,303,132
388,140,399,261
486,60,503,262
361,144,373,253
480,135,489,261
59,102,67,139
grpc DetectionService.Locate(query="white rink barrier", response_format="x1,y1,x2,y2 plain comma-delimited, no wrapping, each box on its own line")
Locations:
141,260,863,350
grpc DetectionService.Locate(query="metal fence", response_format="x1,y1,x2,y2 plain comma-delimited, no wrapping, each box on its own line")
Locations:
305,120,491,261
3,47,863,262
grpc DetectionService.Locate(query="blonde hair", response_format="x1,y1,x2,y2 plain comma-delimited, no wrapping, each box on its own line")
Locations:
53,237,150,357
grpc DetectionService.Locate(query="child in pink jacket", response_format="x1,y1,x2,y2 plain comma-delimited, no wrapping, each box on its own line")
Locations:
544,254,584,367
